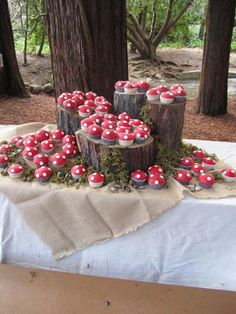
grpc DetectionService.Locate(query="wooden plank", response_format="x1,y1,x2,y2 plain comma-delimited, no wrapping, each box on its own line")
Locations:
0,264,236,314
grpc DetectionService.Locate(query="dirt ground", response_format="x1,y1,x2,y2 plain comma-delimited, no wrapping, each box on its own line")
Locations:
0,48,236,142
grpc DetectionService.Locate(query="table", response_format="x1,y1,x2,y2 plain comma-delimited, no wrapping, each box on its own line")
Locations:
0,139,236,291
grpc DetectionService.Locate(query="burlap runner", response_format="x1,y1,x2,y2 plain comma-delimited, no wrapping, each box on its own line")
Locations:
0,123,236,259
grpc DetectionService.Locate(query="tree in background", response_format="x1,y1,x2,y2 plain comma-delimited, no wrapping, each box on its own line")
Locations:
45,0,128,101
0,0,27,96
197,0,236,116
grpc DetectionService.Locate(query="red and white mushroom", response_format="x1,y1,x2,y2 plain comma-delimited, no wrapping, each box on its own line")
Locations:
191,163,206,177
146,88,160,102
34,166,53,183
160,91,174,104
118,132,135,147
89,114,104,125
72,94,85,106
22,147,39,160
101,129,117,145
133,129,148,144
129,119,144,129
135,80,150,93
198,173,215,188
147,164,164,176
40,139,56,153
170,84,184,92
115,80,127,92
179,157,194,169
174,169,192,185
33,153,49,168
7,164,24,179
71,164,86,180
192,149,206,162
221,168,236,183
72,90,85,97
94,96,106,106
95,104,109,116
131,170,147,186
78,104,92,118
202,157,216,170
81,118,94,132
101,120,116,130
23,136,38,148
87,124,103,139
84,99,96,110
0,154,9,168
15,138,24,147
0,144,13,154
156,85,169,94
118,112,131,121
62,143,77,158
117,120,130,128
136,124,151,135
50,152,67,168
35,129,50,142
11,136,23,145
173,88,187,102
57,93,72,104
62,134,76,146
124,82,138,95
63,99,78,111
88,172,105,188
148,173,166,189
115,126,131,134
51,128,65,143
104,113,118,122
100,101,112,110
86,91,97,100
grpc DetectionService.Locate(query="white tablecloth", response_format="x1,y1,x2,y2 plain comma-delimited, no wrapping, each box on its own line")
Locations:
0,139,236,291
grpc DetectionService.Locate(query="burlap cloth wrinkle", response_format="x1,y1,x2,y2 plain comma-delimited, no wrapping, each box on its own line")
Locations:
0,123,236,259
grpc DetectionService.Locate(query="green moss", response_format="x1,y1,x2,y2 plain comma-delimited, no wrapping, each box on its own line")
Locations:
139,105,156,134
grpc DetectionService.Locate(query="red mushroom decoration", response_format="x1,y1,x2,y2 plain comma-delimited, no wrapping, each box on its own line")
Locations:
115,126,131,134
115,80,127,93
35,129,50,142
198,173,215,188
0,144,13,154
50,152,67,168
192,149,206,162
221,168,236,183
101,130,117,145
173,88,187,102
147,164,164,176
101,120,116,130
118,112,131,121
11,136,23,145
131,170,147,187
86,91,97,100
136,124,151,135
7,164,24,179
57,93,72,104
156,85,169,94
78,104,92,118
88,172,105,188
33,153,49,168
87,124,103,140
179,157,194,170
72,90,85,97
191,163,206,177
124,82,138,95
62,135,76,146
129,119,144,129
72,94,85,106
15,138,24,147
34,166,53,183
95,104,109,116
23,136,38,148
22,147,39,160
146,88,160,102
202,157,216,170
94,96,106,106
160,91,174,104
89,114,104,125
63,99,78,112
62,143,77,158
118,133,135,147
81,118,94,132
117,120,130,128
135,80,150,93
170,84,184,92
84,99,96,110
0,154,9,168
174,169,192,185
71,164,86,180
133,129,148,144
51,128,65,143
104,113,118,122
40,139,56,154
148,173,166,190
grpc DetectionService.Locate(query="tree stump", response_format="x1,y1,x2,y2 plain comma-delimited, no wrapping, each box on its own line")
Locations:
75,130,155,173
57,104,82,135
149,100,186,150
113,92,147,118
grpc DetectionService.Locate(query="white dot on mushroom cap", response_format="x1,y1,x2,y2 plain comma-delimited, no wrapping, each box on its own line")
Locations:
136,133,141,137
83,123,87,127
56,155,60,159
66,150,70,154
101,174,104,177
52,135,56,138
75,169,80,174
10,169,15,173
53,161,57,164
4,156,8,161
38,154,42,158
178,173,183,177
49,144,54,148
62,156,66,159
55,130,59,133
106,131,110,135
28,152,32,156
90,176,94,181
67,103,71,107
223,170,227,175
185,160,189,163
40,161,43,166
194,165,199,168
136,174,141,179
86,109,90,113
82,168,85,172
92,127,97,131
36,173,40,178
73,150,76,154
200,169,204,173
154,180,159,185
160,175,164,179
207,177,212,181
43,172,47,177
187,173,191,177
124,135,128,140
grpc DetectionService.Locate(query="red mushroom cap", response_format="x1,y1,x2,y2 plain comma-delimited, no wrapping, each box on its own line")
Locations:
50,152,67,166
88,172,105,183
81,118,94,128
33,153,49,167
135,80,150,90
22,147,39,159
87,124,103,136
100,101,112,110
23,136,38,148
118,133,135,141
40,139,56,151
148,164,164,175
78,104,92,115
202,157,216,166
156,85,169,93
95,104,109,115
175,170,192,183
16,138,24,147
131,170,147,181
94,96,106,106
118,112,131,121
129,119,144,128
115,81,127,89
63,99,78,110
146,88,159,96
7,163,23,174
62,143,77,157
115,126,131,134
62,135,76,145
133,129,148,140
198,173,215,186
117,120,130,128
35,166,52,179
136,124,151,135
148,173,166,186
160,91,174,99
221,168,236,178
170,84,184,91
179,157,194,167
35,129,50,142
51,128,65,142
192,149,206,160
0,144,13,154
0,154,9,164
57,93,72,103
86,91,97,100
11,136,23,145
89,114,104,125
72,90,85,97
104,113,118,122
72,94,85,105
101,129,117,140
124,82,136,89
84,99,96,110
191,163,206,175
71,164,86,177
101,120,116,130
173,88,187,97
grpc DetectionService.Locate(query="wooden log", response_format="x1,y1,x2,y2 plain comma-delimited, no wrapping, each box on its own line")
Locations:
57,104,82,135
149,100,186,151
75,130,155,173
113,92,147,118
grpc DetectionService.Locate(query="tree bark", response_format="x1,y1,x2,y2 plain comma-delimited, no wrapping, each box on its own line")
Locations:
45,0,128,102
113,92,147,118
57,104,82,135
0,0,27,97
197,0,236,116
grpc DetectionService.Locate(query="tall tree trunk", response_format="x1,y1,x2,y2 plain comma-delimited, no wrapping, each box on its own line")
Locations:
23,0,29,66
37,22,46,57
0,0,27,97
45,0,128,102
197,0,236,116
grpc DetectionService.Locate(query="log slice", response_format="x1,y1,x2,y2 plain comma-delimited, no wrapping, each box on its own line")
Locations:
57,104,82,135
113,92,147,118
